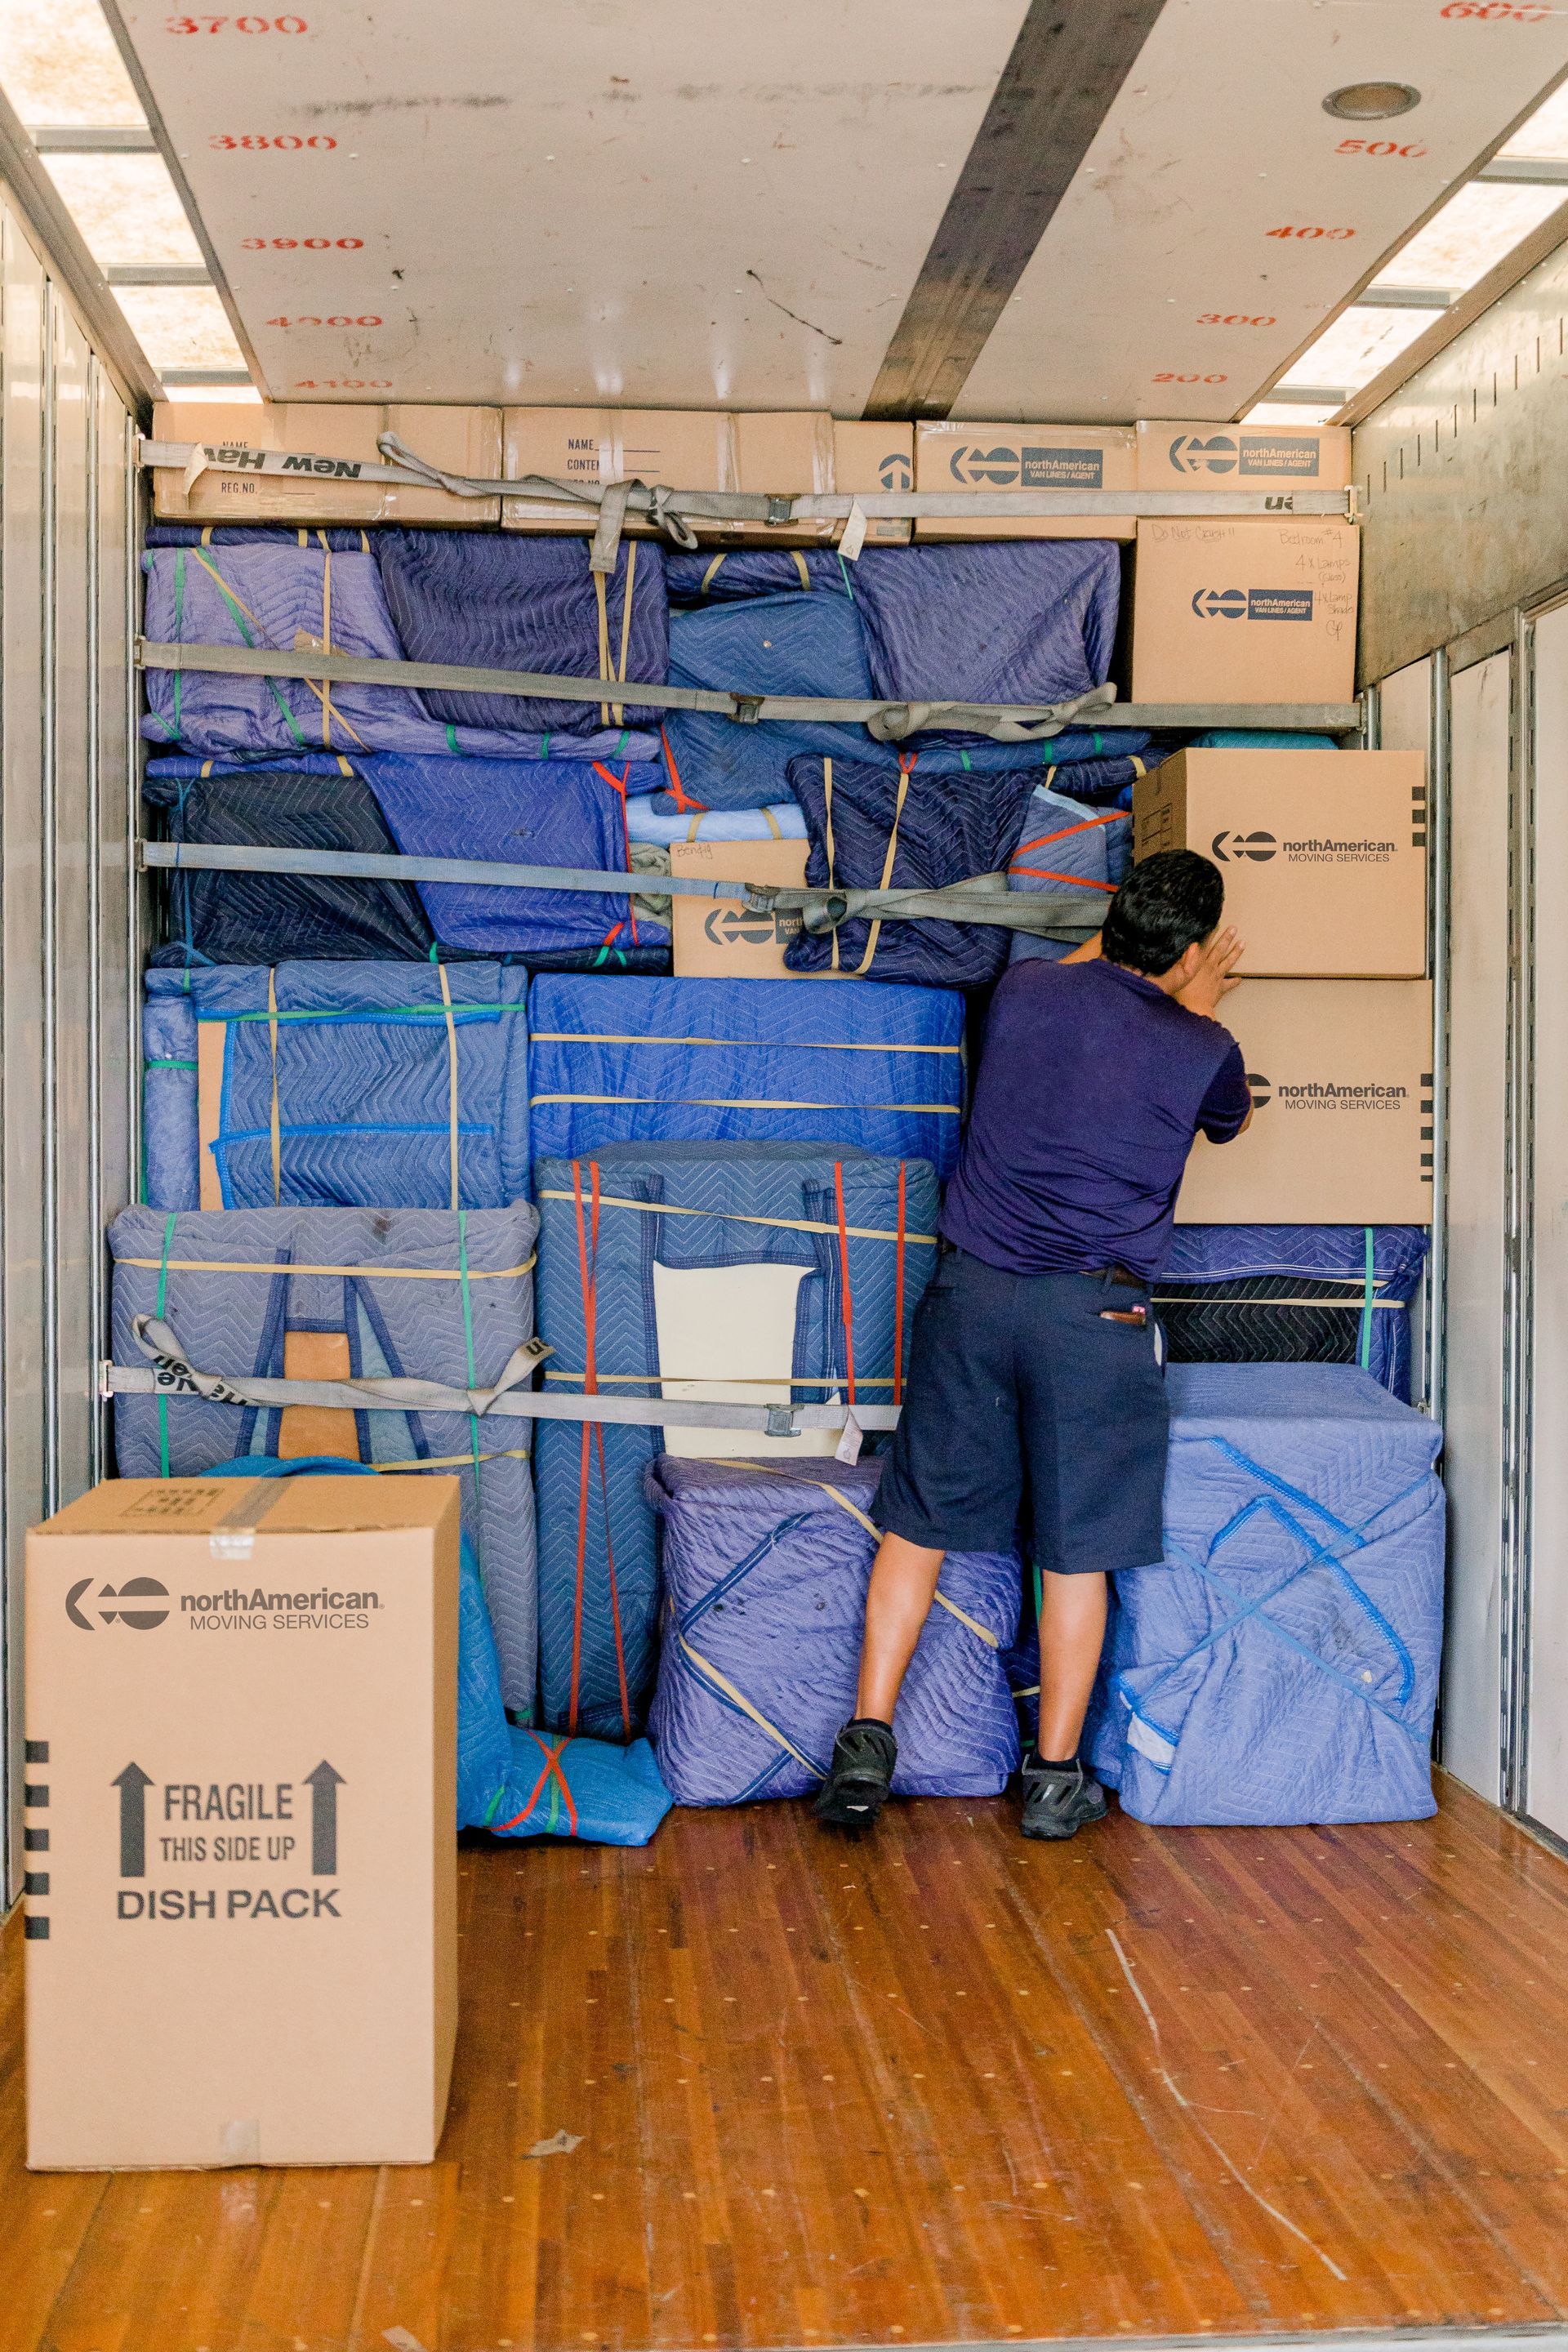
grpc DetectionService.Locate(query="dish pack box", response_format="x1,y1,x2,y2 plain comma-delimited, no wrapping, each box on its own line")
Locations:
1134,749,1426,977
24,1474,460,2170
833,419,912,542
1177,980,1433,1226
1131,518,1358,704
503,408,736,531
669,836,808,977
728,412,836,542
914,421,1136,541
151,402,501,526
1135,419,1351,492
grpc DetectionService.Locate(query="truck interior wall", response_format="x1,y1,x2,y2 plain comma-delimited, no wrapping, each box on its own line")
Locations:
1528,601,1568,1841
0,188,136,1906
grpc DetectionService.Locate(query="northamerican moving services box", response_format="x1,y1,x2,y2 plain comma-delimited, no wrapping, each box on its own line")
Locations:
1176,980,1432,1225
25,1475,459,2171
1134,750,1427,977
1131,519,1358,704
834,419,912,542
914,421,1136,540
153,403,501,526
670,837,808,978
1135,420,1351,492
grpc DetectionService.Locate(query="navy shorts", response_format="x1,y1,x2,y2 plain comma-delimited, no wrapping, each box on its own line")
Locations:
875,1245,1169,1575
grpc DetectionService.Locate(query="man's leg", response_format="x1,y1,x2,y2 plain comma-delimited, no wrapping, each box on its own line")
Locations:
855,1532,947,1722
1036,1566,1108,1762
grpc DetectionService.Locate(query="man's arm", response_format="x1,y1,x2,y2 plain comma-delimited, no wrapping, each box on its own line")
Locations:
1196,1040,1254,1145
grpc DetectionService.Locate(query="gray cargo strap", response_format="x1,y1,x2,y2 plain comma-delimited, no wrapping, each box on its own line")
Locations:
118,1315,900,1437
137,840,1103,940
135,635,1116,744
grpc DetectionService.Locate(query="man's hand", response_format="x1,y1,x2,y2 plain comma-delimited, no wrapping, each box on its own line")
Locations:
1175,927,1244,1019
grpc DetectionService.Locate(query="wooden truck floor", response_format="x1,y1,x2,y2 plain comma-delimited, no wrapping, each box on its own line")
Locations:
4,1775,1568,2352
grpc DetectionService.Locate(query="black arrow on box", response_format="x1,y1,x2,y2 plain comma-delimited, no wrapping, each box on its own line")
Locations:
305,1761,345,1876
113,1762,152,1878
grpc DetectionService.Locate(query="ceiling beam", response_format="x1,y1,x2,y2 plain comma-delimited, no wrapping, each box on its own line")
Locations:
1477,154,1568,185
862,0,1168,420
107,264,211,287
31,124,156,154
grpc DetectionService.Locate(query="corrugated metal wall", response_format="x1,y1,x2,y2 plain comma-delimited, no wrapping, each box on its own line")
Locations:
0,187,138,1906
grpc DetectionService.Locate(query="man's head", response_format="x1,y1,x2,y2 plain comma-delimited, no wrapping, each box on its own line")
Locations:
1100,849,1224,983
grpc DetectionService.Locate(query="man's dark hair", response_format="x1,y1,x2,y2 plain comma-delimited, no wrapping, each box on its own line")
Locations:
1100,849,1224,976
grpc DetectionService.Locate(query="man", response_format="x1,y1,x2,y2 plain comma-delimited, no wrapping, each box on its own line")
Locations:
815,849,1253,1840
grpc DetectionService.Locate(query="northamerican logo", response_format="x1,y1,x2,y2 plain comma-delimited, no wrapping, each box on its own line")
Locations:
946,443,1106,489
1191,587,1314,621
1209,831,1396,861
65,1575,169,1631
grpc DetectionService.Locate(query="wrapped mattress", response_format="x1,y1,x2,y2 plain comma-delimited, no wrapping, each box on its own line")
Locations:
109,1202,541,1714
195,1453,669,1843
373,531,668,735
527,973,967,1177
1088,1363,1445,1825
784,751,1040,987
850,541,1120,708
143,960,531,1211
140,542,657,762
532,1141,940,1742
647,1455,1020,1802
1007,784,1130,967
1156,1226,1428,1399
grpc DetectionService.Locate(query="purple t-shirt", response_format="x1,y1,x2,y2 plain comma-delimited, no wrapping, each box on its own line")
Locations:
940,958,1251,1279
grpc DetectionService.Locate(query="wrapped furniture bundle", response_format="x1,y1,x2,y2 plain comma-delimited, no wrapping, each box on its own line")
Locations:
142,960,531,1211
1088,1364,1445,1826
1007,783,1131,967
526,973,967,1178
532,1141,940,1740
109,1201,541,1715
1156,1227,1428,1398
647,1455,1021,1802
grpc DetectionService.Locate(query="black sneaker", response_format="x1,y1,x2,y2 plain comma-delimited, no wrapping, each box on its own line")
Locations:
813,1720,898,1830
1020,1757,1108,1842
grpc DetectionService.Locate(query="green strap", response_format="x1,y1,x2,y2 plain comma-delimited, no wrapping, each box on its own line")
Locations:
156,1211,176,1477
196,552,310,755
457,1209,484,1579
1358,1227,1376,1372
445,722,460,756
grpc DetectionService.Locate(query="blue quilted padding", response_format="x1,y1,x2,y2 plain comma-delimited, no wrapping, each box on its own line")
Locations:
851,541,1120,707
143,961,530,1211
1158,1227,1428,1397
785,751,1040,987
355,751,668,956
140,544,565,759
527,973,967,1177
628,800,805,844
1007,784,1130,968
109,1202,541,1715
533,1141,939,1743
665,549,847,599
660,588,875,811
147,525,382,549
1086,1364,1445,1826
647,1454,1020,1802
374,531,668,733
144,763,435,965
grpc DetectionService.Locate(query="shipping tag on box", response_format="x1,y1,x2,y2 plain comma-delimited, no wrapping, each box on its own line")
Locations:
914,421,1137,540
1177,980,1433,1226
833,420,913,543
1131,518,1359,704
670,837,808,978
24,1475,460,2172
1134,750,1427,978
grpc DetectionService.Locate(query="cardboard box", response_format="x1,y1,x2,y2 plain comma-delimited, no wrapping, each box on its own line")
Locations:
1130,519,1358,704
1136,419,1351,492
1176,980,1432,1224
833,420,912,543
154,402,501,526
670,837,808,978
25,1475,459,2170
1134,749,1426,978
914,421,1136,540
504,408,737,533
729,412,835,541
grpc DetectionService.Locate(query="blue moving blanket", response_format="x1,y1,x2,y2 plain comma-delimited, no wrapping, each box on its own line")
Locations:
1087,1364,1444,1826
851,541,1120,708
647,1454,1019,1802
785,751,1040,987
109,1202,541,1715
532,1141,939,1742
527,973,967,1178
1156,1227,1428,1399
1007,783,1130,967
374,531,668,734
660,586,875,812
143,961,530,1211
